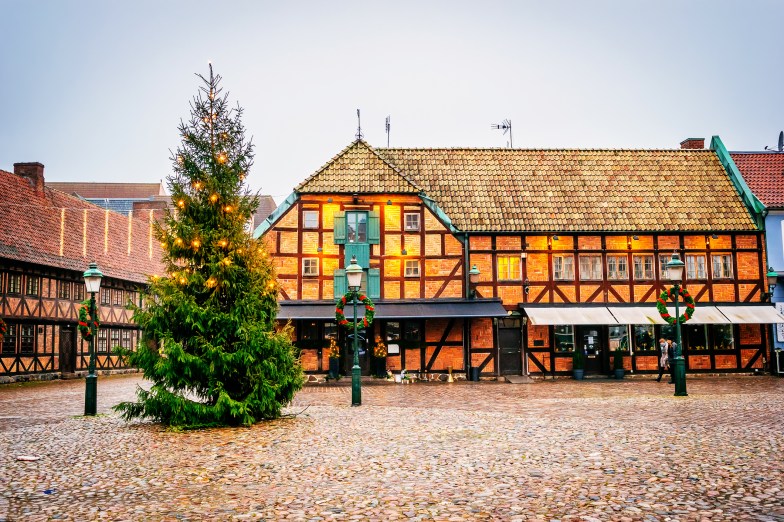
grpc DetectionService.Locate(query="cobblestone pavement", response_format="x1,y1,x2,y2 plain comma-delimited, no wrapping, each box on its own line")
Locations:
1,375,783,521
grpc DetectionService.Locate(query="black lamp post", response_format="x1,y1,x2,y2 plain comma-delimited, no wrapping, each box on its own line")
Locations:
83,262,103,415
345,256,364,406
665,253,687,397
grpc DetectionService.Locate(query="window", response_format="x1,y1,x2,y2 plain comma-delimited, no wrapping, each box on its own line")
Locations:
113,289,123,306
346,212,367,243
403,321,422,341
686,255,707,280
632,325,655,352
100,288,111,305
97,329,108,354
684,323,707,351
303,258,319,277
25,276,39,296
385,321,401,342
74,283,85,302
659,254,672,277
553,255,574,280
405,260,420,277
303,210,319,229
8,274,21,294
121,330,132,349
633,255,654,280
497,255,521,281
712,324,734,350
607,255,628,280
608,326,627,352
324,322,338,341
110,329,120,351
404,213,420,232
579,255,602,280
2,324,16,354
58,281,71,300
20,325,35,354
554,325,575,352
712,254,733,279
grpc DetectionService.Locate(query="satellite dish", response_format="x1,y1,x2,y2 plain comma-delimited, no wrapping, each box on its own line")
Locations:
778,130,783,152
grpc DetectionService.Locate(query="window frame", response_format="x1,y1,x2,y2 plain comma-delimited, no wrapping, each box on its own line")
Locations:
607,254,629,280
404,260,420,278
711,254,733,279
497,255,522,281
58,280,71,300
20,325,35,354
346,211,368,244
686,254,707,280
113,289,123,306
97,329,109,354
553,254,575,281
25,275,40,296
404,212,420,232
1,323,17,354
302,258,319,277
100,287,111,306
554,325,575,353
578,255,603,281
303,210,319,229
121,330,132,349
7,273,22,294
633,254,654,281
74,283,85,302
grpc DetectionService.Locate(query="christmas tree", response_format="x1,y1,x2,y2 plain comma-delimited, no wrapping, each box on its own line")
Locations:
114,65,303,427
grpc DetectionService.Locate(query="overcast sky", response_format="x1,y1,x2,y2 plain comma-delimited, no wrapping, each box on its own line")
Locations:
2,0,783,204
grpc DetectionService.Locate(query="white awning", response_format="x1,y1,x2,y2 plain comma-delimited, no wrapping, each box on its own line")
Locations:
717,306,784,324
683,306,730,324
523,307,618,325
606,307,669,325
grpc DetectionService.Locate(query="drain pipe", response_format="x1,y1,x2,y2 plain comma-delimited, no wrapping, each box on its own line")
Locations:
462,232,471,378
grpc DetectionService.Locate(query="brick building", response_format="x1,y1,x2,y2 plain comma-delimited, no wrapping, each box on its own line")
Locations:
0,163,164,379
256,137,784,379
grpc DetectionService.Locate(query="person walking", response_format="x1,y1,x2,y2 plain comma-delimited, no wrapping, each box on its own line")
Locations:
656,338,669,382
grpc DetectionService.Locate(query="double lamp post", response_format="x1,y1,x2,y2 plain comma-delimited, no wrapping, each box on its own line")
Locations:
83,262,103,415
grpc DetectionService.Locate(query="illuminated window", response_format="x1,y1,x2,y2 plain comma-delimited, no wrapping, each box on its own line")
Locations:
497,255,521,281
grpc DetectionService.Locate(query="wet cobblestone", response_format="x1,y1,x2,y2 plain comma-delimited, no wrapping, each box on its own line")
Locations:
1,375,783,521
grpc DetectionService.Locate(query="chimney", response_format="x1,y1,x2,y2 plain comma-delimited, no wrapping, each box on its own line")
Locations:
679,138,704,150
14,162,45,193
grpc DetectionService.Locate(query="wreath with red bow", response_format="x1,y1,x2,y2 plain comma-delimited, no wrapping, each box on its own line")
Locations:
0,317,6,341
335,292,375,330
78,301,100,340
656,286,695,324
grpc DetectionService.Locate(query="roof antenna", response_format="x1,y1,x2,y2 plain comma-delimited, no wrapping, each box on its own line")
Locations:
385,115,391,147
355,109,363,141
491,119,513,148
763,130,783,152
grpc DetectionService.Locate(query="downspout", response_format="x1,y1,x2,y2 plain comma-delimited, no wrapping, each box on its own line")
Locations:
461,232,471,378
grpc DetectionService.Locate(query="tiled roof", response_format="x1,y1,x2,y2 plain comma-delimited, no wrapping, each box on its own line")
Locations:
296,140,421,194
46,182,167,199
730,152,784,208
373,148,756,233
1,169,165,283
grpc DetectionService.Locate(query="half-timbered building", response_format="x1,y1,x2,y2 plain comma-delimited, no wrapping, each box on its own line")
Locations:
256,137,784,379
0,163,164,380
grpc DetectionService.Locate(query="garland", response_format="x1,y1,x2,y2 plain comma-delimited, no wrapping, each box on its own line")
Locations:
335,292,375,330
78,301,100,340
0,317,6,341
656,286,695,324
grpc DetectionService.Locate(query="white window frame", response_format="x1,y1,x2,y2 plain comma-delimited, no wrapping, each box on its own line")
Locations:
579,255,603,281
302,258,319,277
633,254,654,280
607,255,628,280
405,260,420,277
497,255,522,281
553,255,574,281
303,210,319,229
686,254,707,280
711,254,733,279
404,213,420,232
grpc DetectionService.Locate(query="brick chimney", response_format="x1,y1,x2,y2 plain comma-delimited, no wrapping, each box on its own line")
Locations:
680,138,704,150
14,162,45,193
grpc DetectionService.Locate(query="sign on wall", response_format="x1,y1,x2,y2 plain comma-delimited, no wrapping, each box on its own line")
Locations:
777,303,784,343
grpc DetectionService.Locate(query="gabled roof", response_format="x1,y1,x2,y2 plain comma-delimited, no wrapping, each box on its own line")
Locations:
45,182,167,199
729,152,784,208
296,140,421,194
1,169,164,283
250,195,278,230
375,147,756,233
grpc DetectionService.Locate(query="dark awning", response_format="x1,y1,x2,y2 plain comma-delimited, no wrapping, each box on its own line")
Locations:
277,299,508,320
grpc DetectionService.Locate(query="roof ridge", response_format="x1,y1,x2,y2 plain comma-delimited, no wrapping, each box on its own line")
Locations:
378,147,716,152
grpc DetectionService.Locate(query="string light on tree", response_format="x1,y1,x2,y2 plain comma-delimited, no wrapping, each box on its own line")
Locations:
177,199,186,209
210,194,219,203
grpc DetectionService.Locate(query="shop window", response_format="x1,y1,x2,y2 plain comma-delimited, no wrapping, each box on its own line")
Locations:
633,325,655,351
404,213,420,232
712,254,733,279
303,210,319,229
579,255,602,280
25,276,39,296
554,325,575,352
607,255,628,280
299,321,319,341
58,281,71,300
633,255,654,280
711,324,734,350
7,273,21,294
303,258,319,277
659,324,677,346
97,329,109,354
553,255,574,281
2,324,17,354
324,322,338,341
686,255,707,280
386,321,401,342
403,321,422,342
608,326,627,351
684,323,707,351
20,325,35,354
405,260,420,278
497,255,521,281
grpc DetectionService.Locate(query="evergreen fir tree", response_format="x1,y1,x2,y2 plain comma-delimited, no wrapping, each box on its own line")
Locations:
115,65,303,427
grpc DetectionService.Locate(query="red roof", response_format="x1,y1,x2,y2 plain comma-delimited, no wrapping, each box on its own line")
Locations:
0,169,165,283
45,182,167,199
731,153,784,208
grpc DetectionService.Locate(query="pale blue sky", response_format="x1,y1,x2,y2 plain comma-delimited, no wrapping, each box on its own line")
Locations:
1,0,782,203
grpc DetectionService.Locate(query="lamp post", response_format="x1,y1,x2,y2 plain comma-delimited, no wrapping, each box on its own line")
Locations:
83,262,103,415
765,267,778,302
345,256,364,406
665,253,687,397
468,265,480,299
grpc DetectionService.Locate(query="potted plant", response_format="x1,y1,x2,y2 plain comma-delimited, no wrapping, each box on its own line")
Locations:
613,345,625,379
572,346,585,380
326,338,340,380
372,336,387,378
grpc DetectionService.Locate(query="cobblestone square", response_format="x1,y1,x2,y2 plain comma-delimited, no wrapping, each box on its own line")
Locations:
1,375,783,521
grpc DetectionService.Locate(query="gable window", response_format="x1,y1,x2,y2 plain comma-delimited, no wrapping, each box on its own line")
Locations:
8,274,21,294
303,258,319,277
633,255,654,280
712,254,733,279
404,213,420,232
686,255,707,280
58,281,71,300
303,210,319,229
579,255,602,280
25,276,39,296
405,260,420,277
2,324,16,354
20,325,35,354
346,212,367,243
497,255,521,281
607,255,628,280
553,255,574,281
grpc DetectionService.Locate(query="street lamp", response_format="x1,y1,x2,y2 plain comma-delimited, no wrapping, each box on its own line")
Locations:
345,255,364,406
764,267,778,302
83,262,103,415
665,252,687,397
468,265,480,299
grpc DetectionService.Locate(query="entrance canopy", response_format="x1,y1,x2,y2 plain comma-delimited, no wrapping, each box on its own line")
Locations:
278,299,508,320
523,306,618,325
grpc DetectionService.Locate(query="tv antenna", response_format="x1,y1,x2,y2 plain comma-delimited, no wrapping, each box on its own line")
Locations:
355,109,363,140
385,116,391,147
764,131,784,152
491,119,513,148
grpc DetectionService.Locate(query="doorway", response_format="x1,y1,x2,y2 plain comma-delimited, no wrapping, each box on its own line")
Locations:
498,316,523,375
59,326,76,374
576,325,604,374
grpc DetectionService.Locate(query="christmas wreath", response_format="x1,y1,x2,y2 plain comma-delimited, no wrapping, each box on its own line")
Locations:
656,286,695,324
335,292,374,330
0,317,6,340
78,301,100,340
